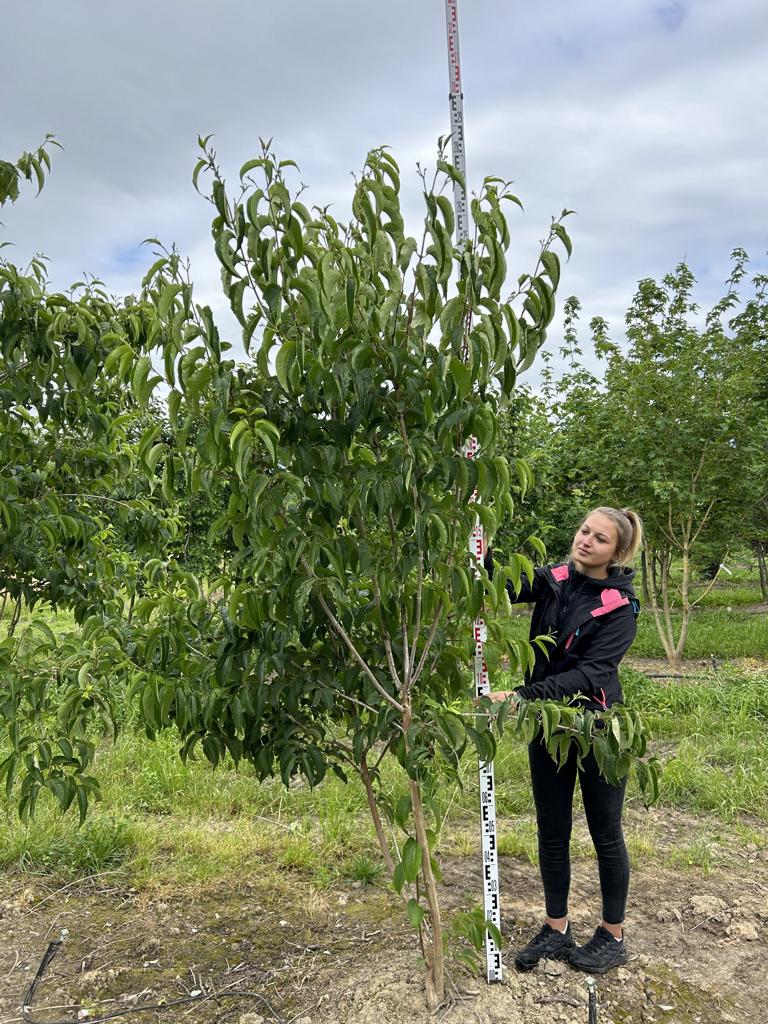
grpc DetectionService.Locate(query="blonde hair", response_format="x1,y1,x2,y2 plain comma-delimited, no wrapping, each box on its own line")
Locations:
587,507,644,567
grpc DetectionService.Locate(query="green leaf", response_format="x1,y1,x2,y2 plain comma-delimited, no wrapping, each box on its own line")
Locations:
406,897,426,929
553,223,573,259
437,159,465,192
449,356,472,400
541,250,561,288
392,861,406,894
275,340,296,391
401,836,423,883
158,283,183,321
345,277,356,321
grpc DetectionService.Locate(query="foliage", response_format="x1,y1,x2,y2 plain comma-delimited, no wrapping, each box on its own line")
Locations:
493,295,610,564
0,153,176,822
4,662,765,883
102,137,575,1007
0,134,60,207
484,694,661,805
0,611,131,822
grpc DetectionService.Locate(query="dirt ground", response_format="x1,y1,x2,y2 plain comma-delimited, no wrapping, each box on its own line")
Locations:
2,808,766,1024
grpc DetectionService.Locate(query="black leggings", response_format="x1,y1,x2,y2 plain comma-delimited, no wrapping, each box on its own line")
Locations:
528,737,629,925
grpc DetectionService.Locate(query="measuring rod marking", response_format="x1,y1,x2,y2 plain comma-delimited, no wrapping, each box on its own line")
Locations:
444,0,503,984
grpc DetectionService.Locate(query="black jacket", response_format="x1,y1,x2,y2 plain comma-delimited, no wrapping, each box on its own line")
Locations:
488,555,640,709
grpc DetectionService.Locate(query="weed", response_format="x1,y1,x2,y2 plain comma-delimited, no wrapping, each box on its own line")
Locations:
625,832,657,867
665,839,714,875
497,823,538,864
341,853,385,885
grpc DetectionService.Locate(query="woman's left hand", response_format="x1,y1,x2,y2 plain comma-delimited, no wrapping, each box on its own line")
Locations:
486,690,518,704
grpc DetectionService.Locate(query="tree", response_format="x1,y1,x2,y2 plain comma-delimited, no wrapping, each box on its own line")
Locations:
0,147,175,822
108,139,573,1007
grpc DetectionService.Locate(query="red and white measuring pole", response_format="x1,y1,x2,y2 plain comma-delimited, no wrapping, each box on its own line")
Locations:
444,0,503,984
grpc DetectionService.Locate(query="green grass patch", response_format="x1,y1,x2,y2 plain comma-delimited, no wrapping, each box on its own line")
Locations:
664,839,714,875
621,667,768,819
692,583,764,608
497,822,539,864
632,609,768,659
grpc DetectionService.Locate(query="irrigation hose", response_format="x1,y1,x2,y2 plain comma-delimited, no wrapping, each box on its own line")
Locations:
21,931,287,1024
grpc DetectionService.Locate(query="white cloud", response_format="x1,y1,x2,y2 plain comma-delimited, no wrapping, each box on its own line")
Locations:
3,0,766,386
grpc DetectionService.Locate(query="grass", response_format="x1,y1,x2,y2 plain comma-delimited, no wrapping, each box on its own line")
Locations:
3,666,767,889
693,583,764,608
1,566,767,889
631,609,768,659
664,839,714,875
621,667,768,819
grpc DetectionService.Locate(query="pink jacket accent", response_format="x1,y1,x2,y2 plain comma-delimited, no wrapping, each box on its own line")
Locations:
591,589,630,617
551,565,570,582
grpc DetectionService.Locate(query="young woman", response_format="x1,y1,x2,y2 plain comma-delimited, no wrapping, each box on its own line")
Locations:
485,507,643,974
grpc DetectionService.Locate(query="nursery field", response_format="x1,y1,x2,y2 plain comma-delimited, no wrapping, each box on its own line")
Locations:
1,567,766,1024
4,90,768,1022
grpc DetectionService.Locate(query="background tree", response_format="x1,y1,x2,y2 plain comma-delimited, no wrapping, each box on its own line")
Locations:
494,296,606,564
548,255,767,669
0,152,175,822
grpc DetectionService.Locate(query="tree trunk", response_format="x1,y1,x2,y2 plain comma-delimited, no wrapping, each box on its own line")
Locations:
755,541,768,601
647,545,677,666
401,700,444,1010
659,550,675,650
640,549,650,603
673,540,692,668
7,594,23,638
410,778,444,1010
359,751,395,878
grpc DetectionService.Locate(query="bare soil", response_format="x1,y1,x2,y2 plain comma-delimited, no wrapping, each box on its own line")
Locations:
624,655,766,678
2,809,766,1024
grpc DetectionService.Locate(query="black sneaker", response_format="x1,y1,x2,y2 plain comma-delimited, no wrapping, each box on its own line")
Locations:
514,922,575,971
569,925,628,973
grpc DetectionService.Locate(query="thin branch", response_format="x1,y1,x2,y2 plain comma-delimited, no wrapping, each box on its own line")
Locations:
58,493,136,510
411,602,443,687
301,557,404,713
334,692,404,732
381,634,403,691
664,500,681,548
360,750,395,877
365,537,402,692
372,738,394,773
690,436,710,492
690,496,717,545
408,552,424,678
401,604,411,692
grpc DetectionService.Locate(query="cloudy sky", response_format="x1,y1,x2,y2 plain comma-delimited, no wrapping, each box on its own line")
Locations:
3,0,767,380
